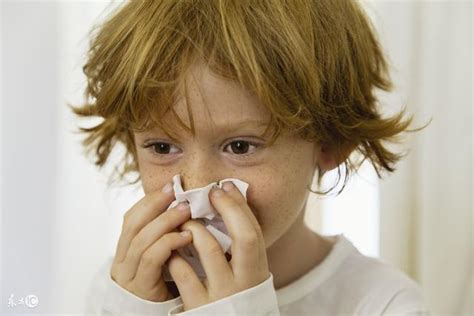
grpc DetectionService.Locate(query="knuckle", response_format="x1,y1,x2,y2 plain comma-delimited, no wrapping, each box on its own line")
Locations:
238,232,259,249
122,217,138,236
140,250,157,267
122,209,135,226
180,219,198,230
110,265,119,281
162,209,184,225
110,262,119,274
160,232,175,244
158,232,180,250
123,210,131,221
110,263,125,284
121,214,130,229
160,209,188,230
130,234,147,254
206,241,224,256
172,266,192,281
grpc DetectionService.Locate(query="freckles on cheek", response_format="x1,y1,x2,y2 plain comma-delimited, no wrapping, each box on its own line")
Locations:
262,178,300,227
138,167,175,195
244,185,273,228
245,188,262,224
245,184,282,229
140,169,157,191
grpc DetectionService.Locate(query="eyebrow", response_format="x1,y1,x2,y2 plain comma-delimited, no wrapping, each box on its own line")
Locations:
210,119,269,132
154,119,269,132
145,119,270,140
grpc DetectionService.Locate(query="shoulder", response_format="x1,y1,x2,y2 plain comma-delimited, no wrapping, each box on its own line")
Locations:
338,252,417,287
335,252,429,314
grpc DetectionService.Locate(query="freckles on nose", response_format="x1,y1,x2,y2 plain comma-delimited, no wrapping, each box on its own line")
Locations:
178,171,219,192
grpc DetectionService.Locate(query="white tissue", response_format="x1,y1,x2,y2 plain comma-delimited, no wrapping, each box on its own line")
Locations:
162,174,249,281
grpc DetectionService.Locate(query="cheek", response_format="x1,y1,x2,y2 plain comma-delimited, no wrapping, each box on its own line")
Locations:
244,152,313,244
137,165,157,195
137,163,176,195
246,174,304,241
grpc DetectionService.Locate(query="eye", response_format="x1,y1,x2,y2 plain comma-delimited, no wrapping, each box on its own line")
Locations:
224,140,261,156
143,142,180,156
142,139,262,158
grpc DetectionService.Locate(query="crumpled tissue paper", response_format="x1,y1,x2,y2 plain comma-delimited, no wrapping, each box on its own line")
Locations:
162,174,249,281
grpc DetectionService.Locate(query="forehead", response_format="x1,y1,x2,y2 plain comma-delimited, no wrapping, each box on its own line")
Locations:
164,61,271,132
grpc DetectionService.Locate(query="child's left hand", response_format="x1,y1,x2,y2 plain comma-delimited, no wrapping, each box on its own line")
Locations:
167,181,270,311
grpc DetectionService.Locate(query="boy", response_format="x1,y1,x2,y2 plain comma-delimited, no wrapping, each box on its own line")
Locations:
71,0,430,314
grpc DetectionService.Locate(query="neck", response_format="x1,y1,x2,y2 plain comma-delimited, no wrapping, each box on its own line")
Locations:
266,209,333,290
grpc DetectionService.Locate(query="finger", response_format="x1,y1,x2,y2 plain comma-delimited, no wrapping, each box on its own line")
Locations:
209,186,265,278
221,181,262,235
133,231,193,290
120,202,191,279
115,182,176,263
179,219,233,289
168,251,207,310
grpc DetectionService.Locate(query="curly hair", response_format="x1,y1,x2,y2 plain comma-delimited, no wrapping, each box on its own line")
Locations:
69,0,430,196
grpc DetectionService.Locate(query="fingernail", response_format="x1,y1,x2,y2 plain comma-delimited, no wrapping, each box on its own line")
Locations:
162,182,173,193
222,182,234,192
212,186,223,197
177,202,189,211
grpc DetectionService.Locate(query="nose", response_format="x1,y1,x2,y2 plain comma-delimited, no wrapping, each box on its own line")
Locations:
178,150,223,191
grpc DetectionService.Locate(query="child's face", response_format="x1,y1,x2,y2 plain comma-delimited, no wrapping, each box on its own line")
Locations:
133,61,320,249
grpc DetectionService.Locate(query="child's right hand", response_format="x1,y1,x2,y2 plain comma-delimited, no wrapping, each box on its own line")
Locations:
109,182,192,302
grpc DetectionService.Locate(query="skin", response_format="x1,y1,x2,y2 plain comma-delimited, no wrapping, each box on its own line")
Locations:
132,60,343,310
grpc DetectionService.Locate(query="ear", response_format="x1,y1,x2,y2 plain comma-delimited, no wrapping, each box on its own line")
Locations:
313,142,357,173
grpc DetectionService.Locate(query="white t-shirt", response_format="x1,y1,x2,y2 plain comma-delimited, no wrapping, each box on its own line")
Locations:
85,234,430,315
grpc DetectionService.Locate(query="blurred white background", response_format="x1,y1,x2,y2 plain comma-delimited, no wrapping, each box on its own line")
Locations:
1,0,472,315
